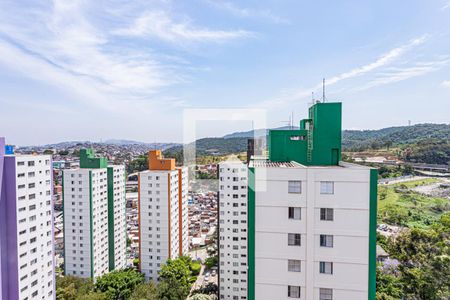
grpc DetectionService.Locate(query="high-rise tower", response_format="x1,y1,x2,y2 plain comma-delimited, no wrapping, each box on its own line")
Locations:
138,150,188,281
0,137,55,300
247,102,377,300
63,149,126,279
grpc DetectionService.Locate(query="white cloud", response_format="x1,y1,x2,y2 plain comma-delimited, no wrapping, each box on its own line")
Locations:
258,35,431,108
203,0,289,24
0,1,182,111
442,1,450,11
114,10,255,43
442,80,450,87
356,59,449,91
326,35,428,86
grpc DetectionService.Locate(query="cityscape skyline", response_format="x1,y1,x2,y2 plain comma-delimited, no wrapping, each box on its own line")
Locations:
1,1,450,145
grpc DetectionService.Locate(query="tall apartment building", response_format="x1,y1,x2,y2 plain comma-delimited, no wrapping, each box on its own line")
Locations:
0,137,55,300
218,160,248,300
138,150,188,281
246,102,377,300
63,149,126,279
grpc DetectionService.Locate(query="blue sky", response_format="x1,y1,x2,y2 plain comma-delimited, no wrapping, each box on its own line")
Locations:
0,0,449,145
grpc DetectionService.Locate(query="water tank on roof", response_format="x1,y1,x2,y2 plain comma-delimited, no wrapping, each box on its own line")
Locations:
5,145,14,155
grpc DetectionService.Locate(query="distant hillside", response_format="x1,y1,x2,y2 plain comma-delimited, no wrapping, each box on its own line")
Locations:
222,126,299,139
342,123,450,150
221,123,450,151
25,140,179,150
165,137,248,156
163,123,449,165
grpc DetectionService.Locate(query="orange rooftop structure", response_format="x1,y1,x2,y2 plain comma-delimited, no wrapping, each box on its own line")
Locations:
148,150,175,170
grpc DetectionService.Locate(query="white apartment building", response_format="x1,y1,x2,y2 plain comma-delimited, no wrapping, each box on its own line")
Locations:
63,149,126,279
63,168,109,278
138,150,188,281
218,160,248,300
108,165,127,271
249,160,376,300
244,102,377,300
1,137,55,300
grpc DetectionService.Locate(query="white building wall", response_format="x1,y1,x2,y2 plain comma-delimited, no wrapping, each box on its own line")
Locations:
91,169,109,278
179,167,189,255
139,168,188,281
219,161,248,300
15,155,54,300
253,164,370,300
111,166,126,269
64,168,109,279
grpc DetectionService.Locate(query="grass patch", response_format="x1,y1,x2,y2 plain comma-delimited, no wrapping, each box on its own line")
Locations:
378,179,448,228
389,178,440,189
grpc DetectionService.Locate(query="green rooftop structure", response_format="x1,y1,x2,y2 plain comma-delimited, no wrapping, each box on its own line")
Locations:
268,102,342,166
80,148,108,169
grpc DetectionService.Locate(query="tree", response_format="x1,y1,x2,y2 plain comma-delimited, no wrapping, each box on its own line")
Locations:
381,212,450,299
56,276,94,300
129,282,158,300
376,265,402,300
156,278,190,300
58,150,69,156
94,268,145,300
158,258,192,289
204,256,218,269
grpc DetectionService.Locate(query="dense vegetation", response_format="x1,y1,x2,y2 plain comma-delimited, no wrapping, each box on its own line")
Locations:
378,179,449,228
56,257,215,300
377,212,450,300
376,178,450,299
342,123,449,150
160,123,450,165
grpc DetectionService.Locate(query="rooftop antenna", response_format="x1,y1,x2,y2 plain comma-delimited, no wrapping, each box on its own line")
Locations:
309,92,315,107
291,111,294,129
322,78,326,103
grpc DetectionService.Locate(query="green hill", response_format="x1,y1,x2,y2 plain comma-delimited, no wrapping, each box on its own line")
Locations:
162,123,449,165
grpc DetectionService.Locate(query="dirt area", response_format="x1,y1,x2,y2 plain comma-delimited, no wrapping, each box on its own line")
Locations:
412,178,450,199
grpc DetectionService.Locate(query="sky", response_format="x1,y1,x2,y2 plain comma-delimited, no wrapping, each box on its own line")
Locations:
0,0,449,145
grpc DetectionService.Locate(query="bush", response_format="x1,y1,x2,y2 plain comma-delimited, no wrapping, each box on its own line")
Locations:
190,262,201,276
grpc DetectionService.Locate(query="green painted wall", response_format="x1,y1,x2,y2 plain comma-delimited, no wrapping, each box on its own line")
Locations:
269,102,342,166
247,167,256,300
268,129,307,163
369,169,378,300
80,148,108,169
107,167,115,271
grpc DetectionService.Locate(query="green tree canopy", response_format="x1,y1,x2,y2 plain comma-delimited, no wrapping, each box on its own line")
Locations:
94,269,145,300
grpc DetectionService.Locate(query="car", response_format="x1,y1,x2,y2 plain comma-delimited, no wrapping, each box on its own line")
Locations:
211,270,216,276
204,275,210,282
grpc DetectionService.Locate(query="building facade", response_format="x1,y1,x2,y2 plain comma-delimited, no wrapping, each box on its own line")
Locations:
63,149,126,279
0,137,55,300
246,102,377,300
218,160,248,300
138,150,188,281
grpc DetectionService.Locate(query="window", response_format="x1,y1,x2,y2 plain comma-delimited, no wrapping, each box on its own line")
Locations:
288,181,301,193
288,260,301,272
320,235,333,247
319,262,333,274
288,207,301,220
320,181,334,194
288,233,301,246
288,285,301,298
319,288,333,300
320,208,334,221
